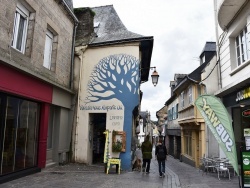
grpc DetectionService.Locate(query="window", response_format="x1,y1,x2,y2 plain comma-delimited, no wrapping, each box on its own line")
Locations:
171,107,174,120
235,26,250,66
43,29,54,69
176,104,178,118
169,104,178,120
188,86,193,104
202,55,205,63
184,130,192,156
181,91,184,108
12,2,29,53
172,106,175,120
168,109,172,121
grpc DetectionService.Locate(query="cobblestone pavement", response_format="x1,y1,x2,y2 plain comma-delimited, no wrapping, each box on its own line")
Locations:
1,155,240,188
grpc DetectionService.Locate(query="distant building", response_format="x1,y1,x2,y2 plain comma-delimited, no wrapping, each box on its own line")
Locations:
163,42,217,167
164,74,186,160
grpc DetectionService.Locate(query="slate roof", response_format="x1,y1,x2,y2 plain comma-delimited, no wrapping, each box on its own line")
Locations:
201,41,216,53
89,5,153,46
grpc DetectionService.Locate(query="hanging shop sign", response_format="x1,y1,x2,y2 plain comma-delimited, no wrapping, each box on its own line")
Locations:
236,86,250,102
243,109,250,117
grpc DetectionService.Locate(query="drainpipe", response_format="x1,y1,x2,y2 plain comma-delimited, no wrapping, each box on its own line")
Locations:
70,23,78,89
60,0,79,89
214,0,222,89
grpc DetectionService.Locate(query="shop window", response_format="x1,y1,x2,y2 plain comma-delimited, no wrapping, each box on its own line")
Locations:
184,130,192,156
0,96,40,175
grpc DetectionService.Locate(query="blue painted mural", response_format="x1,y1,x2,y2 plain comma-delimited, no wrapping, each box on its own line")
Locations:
85,54,140,170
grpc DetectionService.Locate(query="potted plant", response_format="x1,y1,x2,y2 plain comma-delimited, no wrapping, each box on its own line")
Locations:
112,139,122,152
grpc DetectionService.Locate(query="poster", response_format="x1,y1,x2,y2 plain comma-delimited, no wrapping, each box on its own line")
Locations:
242,152,250,187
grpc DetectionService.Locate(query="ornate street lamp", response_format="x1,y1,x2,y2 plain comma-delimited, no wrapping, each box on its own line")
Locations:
141,66,159,87
151,67,159,87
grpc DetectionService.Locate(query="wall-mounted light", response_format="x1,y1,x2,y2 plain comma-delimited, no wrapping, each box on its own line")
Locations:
141,66,159,86
151,69,159,86
240,104,246,108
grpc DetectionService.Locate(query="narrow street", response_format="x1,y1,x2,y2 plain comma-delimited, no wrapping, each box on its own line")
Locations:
1,152,239,188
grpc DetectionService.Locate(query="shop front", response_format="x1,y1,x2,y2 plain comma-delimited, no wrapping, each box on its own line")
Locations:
0,63,52,182
179,121,205,168
223,86,250,163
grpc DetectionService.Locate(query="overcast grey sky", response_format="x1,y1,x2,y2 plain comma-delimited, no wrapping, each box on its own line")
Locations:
73,0,216,120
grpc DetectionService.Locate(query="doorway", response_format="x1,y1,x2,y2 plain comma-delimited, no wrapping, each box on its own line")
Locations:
90,113,106,164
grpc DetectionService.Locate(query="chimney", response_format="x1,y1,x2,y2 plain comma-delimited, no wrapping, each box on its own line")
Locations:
74,8,95,45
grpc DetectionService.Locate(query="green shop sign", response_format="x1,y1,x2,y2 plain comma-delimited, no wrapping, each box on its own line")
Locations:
242,152,250,187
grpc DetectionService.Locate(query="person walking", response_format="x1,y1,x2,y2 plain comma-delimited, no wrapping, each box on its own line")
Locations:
155,139,167,178
141,135,152,174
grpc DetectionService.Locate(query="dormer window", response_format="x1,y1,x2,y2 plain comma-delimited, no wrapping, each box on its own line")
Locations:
202,55,205,63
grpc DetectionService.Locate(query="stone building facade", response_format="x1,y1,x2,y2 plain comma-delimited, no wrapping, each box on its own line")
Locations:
0,0,78,183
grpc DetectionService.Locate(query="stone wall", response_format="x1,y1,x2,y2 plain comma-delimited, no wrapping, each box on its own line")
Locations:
0,0,74,89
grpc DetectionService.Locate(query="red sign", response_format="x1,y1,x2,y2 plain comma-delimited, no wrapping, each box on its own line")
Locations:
242,109,250,117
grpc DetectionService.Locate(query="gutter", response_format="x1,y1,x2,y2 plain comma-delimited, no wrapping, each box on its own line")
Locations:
61,0,79,23
60,0,79,89
89,36,153,47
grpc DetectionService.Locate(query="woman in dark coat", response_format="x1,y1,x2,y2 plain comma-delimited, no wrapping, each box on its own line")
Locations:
141,135,152,173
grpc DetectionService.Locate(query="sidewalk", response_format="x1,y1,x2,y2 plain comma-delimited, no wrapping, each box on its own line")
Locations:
1,156,240,188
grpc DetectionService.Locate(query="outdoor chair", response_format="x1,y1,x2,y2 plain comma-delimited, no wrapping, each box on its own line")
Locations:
226,161,236,177
200,157,215,175
214,160,231,180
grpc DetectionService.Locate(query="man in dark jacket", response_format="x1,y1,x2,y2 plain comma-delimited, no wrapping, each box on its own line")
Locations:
141,135,152,173
155,139,167,177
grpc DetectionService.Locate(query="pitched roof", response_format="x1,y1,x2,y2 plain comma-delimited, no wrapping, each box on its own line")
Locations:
89,5,153,46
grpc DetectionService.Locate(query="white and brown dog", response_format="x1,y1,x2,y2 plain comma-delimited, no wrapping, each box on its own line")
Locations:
132,157,142,172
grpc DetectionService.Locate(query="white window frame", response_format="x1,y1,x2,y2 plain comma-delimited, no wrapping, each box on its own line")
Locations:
172,106,175,120
12,2,29,53
188,86,193,104
43,29,54,69
235,26,250,66
202,55,205,63
181,91,184,108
